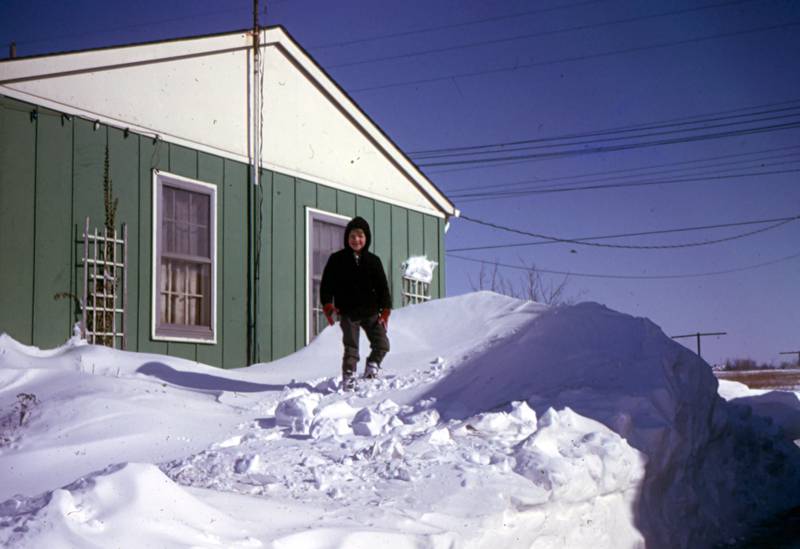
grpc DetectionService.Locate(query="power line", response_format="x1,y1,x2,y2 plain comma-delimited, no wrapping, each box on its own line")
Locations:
449,214,800,252
442,147,800,195
350,20,800,93
451,166,800,201
447,250,800,280
307,0,606,50
410,104,800,158
426,99,800,175
456,213,800,250
417,120,800,167
329,0,757,69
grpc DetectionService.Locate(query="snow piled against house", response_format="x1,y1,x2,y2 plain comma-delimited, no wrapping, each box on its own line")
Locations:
402,255,437,283
1,292,800,548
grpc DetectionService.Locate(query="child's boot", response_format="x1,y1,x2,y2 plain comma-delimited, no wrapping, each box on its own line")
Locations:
342,366,357,391
364,362,380,379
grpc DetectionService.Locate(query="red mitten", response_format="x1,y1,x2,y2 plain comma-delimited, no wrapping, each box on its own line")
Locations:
323,303,337,326
378,309,390,330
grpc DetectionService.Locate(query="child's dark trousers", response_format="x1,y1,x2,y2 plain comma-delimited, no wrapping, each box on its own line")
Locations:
340,314,389,377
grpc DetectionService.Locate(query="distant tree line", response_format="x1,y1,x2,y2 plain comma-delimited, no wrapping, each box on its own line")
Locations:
719,358,799,371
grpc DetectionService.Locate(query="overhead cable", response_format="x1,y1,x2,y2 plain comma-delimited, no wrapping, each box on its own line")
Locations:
451,167,800,201
449,214,800,252
350,21,800,93
417,120,800,167
447,250,800,280
442,147,800,194
456,213,800,250
329,0,757,69
410,105,800,158
308,0,606,50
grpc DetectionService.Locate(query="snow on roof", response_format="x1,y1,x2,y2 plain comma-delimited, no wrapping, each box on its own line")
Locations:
1,291,799,547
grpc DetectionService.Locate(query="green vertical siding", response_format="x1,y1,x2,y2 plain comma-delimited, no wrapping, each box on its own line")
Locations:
337,190,355,218
0,98,37,343
423,215,440,299
390,206,408,309
73,119,107,234
438,218,446,299
32,109,73,347
107,127,139,350
295,179,317,347
138,137,168,356
271,173,296,359
222,160,248,368
355,196,374,231
256,170,273,362
317,186,336,213
196,152,225,368
0,96,450,368
407,211,424,257
169,144,197,179
373,202,392,290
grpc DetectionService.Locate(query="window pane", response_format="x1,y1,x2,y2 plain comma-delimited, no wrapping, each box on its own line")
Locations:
164,188,175,220
191,226,209,258
158,179,215,338
191,193,209,226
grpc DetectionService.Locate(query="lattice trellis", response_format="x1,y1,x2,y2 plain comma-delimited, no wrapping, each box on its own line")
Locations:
82,217,128,348
402,276,431,306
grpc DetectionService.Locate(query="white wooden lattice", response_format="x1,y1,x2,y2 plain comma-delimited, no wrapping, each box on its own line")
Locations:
402,276,431,306
82,217,128,348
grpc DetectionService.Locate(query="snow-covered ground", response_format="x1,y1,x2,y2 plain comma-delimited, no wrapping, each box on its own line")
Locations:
1,292,799,548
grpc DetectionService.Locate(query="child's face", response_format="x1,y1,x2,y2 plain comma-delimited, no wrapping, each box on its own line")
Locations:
348,229,366,253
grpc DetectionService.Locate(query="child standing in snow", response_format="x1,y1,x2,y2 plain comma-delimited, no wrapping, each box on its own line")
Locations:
320,216,391,391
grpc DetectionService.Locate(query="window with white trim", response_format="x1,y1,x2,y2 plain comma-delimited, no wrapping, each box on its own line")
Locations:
154,172,216,342
307,209,348,341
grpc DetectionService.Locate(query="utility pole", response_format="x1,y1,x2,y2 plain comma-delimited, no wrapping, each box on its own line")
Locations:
779,351,800,367
671,331,727,359
248,0,263,365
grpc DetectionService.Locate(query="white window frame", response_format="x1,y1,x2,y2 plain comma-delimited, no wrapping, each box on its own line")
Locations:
305,207,350,344
151,169,218,344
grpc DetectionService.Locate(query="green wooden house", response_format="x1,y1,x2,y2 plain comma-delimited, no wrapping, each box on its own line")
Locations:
0,27,457,368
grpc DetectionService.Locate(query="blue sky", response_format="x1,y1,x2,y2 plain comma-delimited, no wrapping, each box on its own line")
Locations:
1,0,798,366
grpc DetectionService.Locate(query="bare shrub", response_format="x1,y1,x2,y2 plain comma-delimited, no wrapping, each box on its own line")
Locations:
468,259,576,306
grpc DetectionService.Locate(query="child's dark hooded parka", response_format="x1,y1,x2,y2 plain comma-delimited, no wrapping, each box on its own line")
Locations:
320,216,391,320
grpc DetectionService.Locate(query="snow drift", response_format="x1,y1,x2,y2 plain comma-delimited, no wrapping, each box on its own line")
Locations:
1,292,799,548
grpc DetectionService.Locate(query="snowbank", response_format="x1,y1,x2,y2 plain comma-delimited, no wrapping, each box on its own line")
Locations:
1,292,799,548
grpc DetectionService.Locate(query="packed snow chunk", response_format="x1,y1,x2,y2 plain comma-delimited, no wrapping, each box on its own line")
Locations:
352,407,391,437
514,407,645,504
315,399,359,422
465,401,538,445
0,463,260,549
401,255,438,284
351,400,401,437
274,390,322,435
310,417,353,440
428,427,453,445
